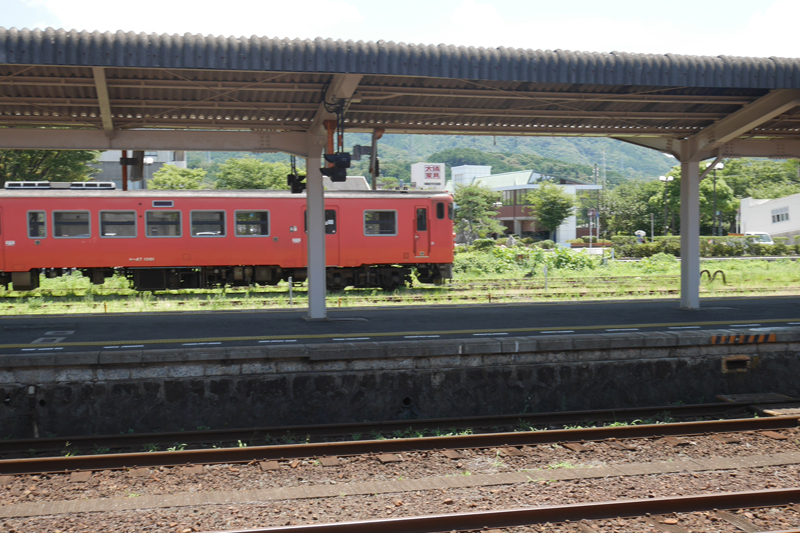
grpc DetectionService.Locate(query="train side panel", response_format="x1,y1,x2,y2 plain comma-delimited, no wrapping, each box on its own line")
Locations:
0,191,454,290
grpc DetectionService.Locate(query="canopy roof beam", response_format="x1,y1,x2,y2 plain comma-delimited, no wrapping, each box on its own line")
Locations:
91,67,115,139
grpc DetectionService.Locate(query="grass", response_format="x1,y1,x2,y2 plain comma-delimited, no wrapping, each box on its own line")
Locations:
1,256,798,315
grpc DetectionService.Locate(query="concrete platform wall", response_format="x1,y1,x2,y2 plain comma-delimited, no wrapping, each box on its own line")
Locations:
1,329,799,438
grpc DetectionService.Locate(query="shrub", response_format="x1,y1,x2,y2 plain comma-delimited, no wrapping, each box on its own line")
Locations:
638,253,679,273
536,240,555,249
471,238,496,251
546,247,598,271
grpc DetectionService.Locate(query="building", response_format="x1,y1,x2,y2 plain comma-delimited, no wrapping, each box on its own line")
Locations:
450,167,601,244
92,150,188,189
452,165,492,186
324,175,371,190
410,162,446,189
740,193,800,243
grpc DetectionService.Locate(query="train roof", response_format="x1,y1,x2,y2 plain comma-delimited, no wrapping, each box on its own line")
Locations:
0,189,452,200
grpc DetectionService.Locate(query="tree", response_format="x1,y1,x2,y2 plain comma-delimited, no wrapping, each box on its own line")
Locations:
0,149,100,187
148,166,208,190
607,179,665,236
214,158,290,190
377,176,400,189
453,184,505,244
525,182,577,240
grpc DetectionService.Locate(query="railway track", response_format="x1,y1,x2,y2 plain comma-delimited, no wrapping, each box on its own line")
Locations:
2,414,797,475
0,400,772,459
210,489,800,533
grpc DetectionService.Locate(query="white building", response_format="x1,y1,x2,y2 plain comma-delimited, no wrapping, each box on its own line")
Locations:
452,165,492,186
410,162,446,189
741,193,800,243
92,150,188,189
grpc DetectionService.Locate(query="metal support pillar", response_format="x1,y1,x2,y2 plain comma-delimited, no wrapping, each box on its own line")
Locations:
680,160,701,309
305,151,327,319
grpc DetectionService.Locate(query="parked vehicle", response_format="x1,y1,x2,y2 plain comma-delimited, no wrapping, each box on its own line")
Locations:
744,232,774,245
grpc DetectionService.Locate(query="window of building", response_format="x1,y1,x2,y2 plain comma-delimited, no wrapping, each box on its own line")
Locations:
100,211,137,237
364,210,397,235
28,211,46,238
191,210,225,236
502,190,515,206
146,210,181,237
771,206,789,223
235,211,269,236
53,211,90,238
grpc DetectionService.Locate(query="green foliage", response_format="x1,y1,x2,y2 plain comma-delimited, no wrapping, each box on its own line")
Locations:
453,184,505,244
607,179,665,236
525,182,578,237
0,150,100,186
611,235,798,259
470,238,496,251
214,158,290,190
148,166,208,190
536,240,555,249
546,247,597,271
637,253,679,273
454,244,600,276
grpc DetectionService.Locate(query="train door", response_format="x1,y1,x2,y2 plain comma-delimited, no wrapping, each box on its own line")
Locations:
414,206,430,258
303,208,340,266
324,208,339,266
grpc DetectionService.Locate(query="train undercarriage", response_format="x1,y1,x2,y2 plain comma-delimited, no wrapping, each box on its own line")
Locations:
1,264,451,292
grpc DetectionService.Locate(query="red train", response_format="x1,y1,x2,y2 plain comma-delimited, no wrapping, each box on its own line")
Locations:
0,186,454,291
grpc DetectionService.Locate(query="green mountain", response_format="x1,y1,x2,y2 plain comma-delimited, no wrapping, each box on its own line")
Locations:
187,134,677,187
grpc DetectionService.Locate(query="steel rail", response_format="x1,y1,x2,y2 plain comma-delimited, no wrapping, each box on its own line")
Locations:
0,400,772,456
208,488,800,533
1,414,797,476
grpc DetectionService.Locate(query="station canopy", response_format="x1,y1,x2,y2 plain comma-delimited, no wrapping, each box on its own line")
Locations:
1,27,800,159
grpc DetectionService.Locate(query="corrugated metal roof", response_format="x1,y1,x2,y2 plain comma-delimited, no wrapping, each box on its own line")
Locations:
1,27,799,89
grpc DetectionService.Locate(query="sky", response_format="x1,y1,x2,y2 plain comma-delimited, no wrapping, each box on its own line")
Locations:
3,0,800,58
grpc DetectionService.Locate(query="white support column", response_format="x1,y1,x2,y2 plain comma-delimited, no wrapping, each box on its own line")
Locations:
680,160,701,309
306,149,327,320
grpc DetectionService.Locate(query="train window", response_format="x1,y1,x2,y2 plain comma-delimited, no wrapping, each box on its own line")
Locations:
364,210,397,236
448,202,454,220
191,211,226,237
100,211,136,237
27,211,46,238
145,210,181,237
152,200,174,208
53,211,90,238
235,210,270,236
436,202,445,220
303,210,337,235
416,208,427,231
